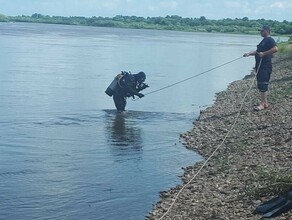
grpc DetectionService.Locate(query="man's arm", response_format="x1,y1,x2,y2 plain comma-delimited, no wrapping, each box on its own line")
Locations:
243,51,257,57
257,46,278,58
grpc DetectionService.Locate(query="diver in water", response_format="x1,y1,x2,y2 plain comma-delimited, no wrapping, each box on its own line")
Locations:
105,71,149,113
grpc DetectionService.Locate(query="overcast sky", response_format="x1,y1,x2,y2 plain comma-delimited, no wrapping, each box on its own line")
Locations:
0,0,291,21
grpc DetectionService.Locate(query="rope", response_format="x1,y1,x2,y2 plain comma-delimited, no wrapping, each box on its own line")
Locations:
133,56,243,101
157,58,263,220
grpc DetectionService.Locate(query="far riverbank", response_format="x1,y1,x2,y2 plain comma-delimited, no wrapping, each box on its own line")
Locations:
1,14,292,36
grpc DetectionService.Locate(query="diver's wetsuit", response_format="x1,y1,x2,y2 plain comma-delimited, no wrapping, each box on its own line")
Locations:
113,93,127,113
113,72,146,113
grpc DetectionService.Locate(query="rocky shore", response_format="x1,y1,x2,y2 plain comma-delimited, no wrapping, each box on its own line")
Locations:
148,54,292,220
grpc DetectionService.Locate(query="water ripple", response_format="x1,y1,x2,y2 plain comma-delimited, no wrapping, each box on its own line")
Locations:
0,169,37,177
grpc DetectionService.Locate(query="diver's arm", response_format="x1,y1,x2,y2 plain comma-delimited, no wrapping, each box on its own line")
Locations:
129,88,144,98
124,82,143,97
127,87,140,96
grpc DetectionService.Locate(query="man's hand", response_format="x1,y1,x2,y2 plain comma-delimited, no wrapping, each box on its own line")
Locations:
243,51,256,57
257,52,264,58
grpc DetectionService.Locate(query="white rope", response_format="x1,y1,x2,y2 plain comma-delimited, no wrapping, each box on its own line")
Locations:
158,58,263,220
133,57,244,101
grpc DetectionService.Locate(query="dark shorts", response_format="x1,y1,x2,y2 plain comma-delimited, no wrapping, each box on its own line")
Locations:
256,63,272,92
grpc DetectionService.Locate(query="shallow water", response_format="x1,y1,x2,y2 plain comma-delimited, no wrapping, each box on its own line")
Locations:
0,22,270,220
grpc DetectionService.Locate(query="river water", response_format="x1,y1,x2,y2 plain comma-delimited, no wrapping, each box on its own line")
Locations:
0,22,272,220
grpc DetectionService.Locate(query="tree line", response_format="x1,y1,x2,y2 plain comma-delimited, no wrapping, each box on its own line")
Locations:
0,13,292,36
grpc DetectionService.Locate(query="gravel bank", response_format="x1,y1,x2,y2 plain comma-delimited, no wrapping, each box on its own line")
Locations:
148,54,292,220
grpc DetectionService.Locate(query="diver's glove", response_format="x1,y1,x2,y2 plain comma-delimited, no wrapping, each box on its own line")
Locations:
137,93,144,98
142,84,149,89
137,84,149,91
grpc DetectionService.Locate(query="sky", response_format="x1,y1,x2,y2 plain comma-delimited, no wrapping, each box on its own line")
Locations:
0,0,291,22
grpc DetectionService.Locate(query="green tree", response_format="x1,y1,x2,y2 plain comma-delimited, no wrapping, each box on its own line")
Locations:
0,13,7,21
199,16,206,22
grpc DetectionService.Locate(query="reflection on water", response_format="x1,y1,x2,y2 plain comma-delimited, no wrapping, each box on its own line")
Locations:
110,113,142,148
106,111,143,159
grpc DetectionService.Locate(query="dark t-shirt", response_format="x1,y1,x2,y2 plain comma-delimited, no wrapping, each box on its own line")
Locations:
255,36,277,67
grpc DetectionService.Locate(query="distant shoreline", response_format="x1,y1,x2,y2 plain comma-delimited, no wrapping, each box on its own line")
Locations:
1,13,292,36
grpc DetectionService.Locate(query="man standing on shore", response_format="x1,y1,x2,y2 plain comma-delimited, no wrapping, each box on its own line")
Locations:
243,25,278,111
